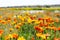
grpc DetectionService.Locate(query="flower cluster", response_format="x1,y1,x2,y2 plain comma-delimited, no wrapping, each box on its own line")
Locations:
0,10,60,40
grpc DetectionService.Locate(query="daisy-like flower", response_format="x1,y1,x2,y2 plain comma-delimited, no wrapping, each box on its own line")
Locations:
15,25,20,29
1,20,7,24
5,36,10,40
9,28,14,32
27,18,32,23
34,26,43,32
12,33,18,39
8,34,13,38
36,33,46,39
17,36,25,40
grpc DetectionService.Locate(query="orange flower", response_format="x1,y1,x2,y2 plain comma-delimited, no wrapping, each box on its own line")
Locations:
15,25,20,29
54,18,59,22
31,37,34,40
12,33,18,39
5,17,11,21
18,23,23,26
0,30,4,36
13,18,17,23
1,20,7,24
46,18,51,22
30,16,34,20
38,18,43,21
0,20,2,23
0,16,2,18
39,22,44,27
9,28,14,32
46,26,57,31
51,27,57,31
34,26,43,32
44,24,48,27
45,27,51,29
57,27,60,31
5,36,10,40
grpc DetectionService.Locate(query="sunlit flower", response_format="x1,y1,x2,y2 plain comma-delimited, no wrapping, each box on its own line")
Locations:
0,30,4,36
51,27,57,31
39,22,44,27
17,15,24,22
33,15,36,18
46,18,51,22
8,34,13,38
12,33,18,39
0,9,60,40
11,21,17,25
5,36,10,40
33,20,40,24
18,23,23,26
36,33,46,39
17,36,25,40
1,20,7,24
27,18,32,23
36,33,42,37
9,28,14,32
15,25,20,29
13,18,18,23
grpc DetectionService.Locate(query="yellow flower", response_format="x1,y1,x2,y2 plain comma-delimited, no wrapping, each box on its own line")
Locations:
15,25,20,29
21,18,24,22
9,28,14,32
33,15,36,18
31,19,42,24
24,16,27,19
36,33,46,39
11,21,16,25
40,34,46,39
17,36,25,40
17,15,22,18
18,23,23,26
17,15,24,22
36,33,42,37
8,34,13,38
27,18,32,23
5,36,10,40
35,20,40,24
34,20,43,24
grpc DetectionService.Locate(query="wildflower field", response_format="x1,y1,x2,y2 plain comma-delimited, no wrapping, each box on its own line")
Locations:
0,7,60,40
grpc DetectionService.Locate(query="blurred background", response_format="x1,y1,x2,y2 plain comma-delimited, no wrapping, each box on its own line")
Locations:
0,0,60,7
